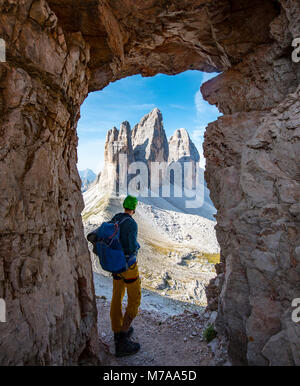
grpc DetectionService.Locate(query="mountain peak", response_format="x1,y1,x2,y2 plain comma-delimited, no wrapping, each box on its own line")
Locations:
132,108,168,162
79,169,97,192
173,128,189,139
150,107,161,115
97,109,202,192
120,121,131,131
168,128,200,163
136,107,162,128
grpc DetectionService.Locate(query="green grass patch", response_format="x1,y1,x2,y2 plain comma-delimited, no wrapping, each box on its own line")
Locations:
82,197,109,221
82,210,95,222
203,324,217,343
195,252,220,265
146,240,176,256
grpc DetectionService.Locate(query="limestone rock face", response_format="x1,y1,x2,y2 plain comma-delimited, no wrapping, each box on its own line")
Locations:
0,1,99,365
132,108,169,163
97,109,205,201
119,121,134,163
98,108,169,193
104,121,133,164
94,108,217,220
0,0,299,366
99,121,133,192
168,128,200,164
202,3,300,366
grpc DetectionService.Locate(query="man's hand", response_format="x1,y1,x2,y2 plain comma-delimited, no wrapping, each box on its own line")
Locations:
87,232,97,243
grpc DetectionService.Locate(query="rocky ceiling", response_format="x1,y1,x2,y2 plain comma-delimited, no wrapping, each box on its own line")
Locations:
48,0,279,90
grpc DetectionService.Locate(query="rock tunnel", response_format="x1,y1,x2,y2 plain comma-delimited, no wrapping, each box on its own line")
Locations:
0,0,299,365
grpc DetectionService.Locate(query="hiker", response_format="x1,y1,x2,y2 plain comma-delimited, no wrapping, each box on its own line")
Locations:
109,195,141,357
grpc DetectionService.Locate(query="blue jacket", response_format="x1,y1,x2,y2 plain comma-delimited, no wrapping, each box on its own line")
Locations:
110,213,140,257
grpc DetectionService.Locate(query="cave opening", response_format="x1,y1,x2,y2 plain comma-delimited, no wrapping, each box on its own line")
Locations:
78,70,223,364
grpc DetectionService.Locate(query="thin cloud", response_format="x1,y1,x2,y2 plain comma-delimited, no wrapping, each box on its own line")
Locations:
131,103,156,110
194,90,220,119
193,74,221,170
191,127,206,143
78,126,110,133
169,104,187,110
195,72,220,116
194,90,205,115
77,138,106,174
201,72,219,84
98,103,155,110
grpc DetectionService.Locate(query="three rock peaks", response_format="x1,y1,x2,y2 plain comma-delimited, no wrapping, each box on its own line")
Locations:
103,108,200,168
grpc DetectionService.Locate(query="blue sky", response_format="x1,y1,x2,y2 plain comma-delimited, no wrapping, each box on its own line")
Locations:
77,70,221,173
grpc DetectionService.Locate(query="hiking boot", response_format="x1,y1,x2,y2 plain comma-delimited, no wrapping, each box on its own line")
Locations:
115,333,140,357
114,326,134,341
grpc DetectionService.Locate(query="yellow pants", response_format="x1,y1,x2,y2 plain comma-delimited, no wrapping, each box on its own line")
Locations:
110,262,141,333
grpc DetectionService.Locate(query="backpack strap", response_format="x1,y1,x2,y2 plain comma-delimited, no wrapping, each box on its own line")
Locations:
116,216,131,226
108,216,131,243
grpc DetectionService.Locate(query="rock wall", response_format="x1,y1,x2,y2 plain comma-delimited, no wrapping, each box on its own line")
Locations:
202,2,300,365
168,128,200,164
132,108,169,163
0,0,99,365
0,0,299,365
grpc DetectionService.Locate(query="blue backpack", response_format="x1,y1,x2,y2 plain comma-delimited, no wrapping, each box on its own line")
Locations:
87,217,133,274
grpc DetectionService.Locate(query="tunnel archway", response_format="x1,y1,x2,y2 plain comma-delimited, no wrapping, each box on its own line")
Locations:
0,0,299,365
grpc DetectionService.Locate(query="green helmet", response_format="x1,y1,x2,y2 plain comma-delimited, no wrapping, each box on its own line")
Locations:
123,195,138,211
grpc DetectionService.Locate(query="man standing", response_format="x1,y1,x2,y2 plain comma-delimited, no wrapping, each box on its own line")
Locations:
109,195,141,357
